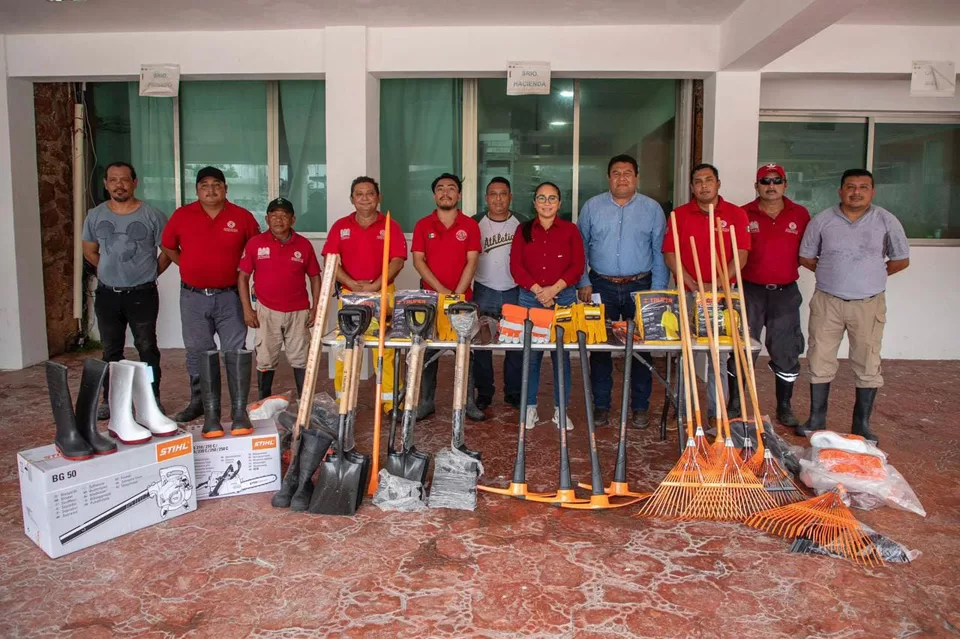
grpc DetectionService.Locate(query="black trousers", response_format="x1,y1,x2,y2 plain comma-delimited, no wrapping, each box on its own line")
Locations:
727,281,804,383
95,284,162,400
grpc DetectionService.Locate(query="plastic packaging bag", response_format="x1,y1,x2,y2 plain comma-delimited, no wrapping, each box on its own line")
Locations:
389,290,438,340
276,392,340,441
247,392,292,421
791,522,920,563
341,292,382,337
427,447,484,511
634,290,681,344
372,469,427,511
799,457,926,517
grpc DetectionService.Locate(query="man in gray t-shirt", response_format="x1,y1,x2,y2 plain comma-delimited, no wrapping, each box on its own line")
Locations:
81,162,171,419
796,169,910,445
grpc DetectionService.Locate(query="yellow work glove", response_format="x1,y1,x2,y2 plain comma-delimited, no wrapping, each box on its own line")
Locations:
436,293,463,341
551,303,578,343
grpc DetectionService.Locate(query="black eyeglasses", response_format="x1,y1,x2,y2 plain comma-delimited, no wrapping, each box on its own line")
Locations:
758,177,784,185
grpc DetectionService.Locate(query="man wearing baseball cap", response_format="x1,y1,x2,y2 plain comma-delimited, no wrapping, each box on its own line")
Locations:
161,166,260,424
729,164,810,427
238,197,321,399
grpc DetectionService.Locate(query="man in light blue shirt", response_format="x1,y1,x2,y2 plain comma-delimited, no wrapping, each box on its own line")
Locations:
577,154,668,428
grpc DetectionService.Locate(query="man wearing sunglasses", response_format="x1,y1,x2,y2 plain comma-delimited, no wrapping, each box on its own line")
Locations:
728,164,810,428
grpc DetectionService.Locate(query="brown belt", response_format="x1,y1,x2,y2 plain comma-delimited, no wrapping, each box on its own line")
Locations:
593,271,650,285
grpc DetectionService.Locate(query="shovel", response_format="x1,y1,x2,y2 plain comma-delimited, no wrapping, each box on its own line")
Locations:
384,304,436,486
309,306,367,516
447,301,481,460
343,305,374,511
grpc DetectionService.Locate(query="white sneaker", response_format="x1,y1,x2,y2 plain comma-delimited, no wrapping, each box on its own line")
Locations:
552,407,574,431
524,406,539,430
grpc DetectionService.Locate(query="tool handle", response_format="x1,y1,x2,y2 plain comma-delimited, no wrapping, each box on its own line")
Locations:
405,304,436,340
388,347,402,454
690,235,731,441
728,230,765,456
670,211,697,440
613,319,635,484
578,330,604,496
511,318,533,485
555,325,573,491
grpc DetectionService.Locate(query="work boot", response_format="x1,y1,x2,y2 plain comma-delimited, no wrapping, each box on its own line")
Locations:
465,366,487,422
726,371,742,419
272,426,335,508
106,362,153,445
415,358,438,421
593,408,610,427
852,387,879,445
258,369,275,400
290,428,332,512
172,375,203,423
75,359,118,456
46,362,96,461
224,350,254,436
125,361,178,436
796,382,830,437
631,409,650,429
198,351,224,439
293,367,306,398
775,377,800,427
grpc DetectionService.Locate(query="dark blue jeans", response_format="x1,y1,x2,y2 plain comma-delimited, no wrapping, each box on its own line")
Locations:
471,281,522,401
519,287,576,408
588,272,653,411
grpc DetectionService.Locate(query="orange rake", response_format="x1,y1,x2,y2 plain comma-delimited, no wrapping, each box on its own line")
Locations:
744,484,885,567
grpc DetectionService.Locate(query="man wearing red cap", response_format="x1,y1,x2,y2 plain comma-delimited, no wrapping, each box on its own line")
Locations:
729,164,810,427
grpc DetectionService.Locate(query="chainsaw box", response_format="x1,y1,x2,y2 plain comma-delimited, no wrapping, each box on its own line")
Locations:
186,420,281,501
17,432,197,559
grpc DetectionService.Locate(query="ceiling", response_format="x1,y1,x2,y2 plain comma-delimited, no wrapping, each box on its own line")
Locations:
0,0,957,35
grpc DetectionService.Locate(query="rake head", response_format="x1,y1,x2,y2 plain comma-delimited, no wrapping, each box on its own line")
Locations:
681,439,777,521
636,438,707,519
744,485,885,567
757,450,806,506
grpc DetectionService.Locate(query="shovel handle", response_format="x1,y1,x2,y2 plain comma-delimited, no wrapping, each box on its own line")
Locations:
338,305,367,345
405,304,436,340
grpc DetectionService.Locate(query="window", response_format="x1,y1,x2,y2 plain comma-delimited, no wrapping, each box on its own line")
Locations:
88,80,325,230
873,123,960,239
758,120,868,217
380,79,463,231
578,79,677,215
476,78,574,221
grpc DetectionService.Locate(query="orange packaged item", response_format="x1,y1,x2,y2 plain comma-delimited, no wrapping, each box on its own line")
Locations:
816,449,888,480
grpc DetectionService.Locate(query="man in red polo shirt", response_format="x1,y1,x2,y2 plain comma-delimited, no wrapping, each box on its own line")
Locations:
322,176,407,412
726,164,810,427
411,173,483,420
662,163,751,427
161,166,260,426
238,197,321,401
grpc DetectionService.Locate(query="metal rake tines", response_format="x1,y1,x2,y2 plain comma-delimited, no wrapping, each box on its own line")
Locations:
680,447,777,521
636,441,706,519
759,452,805,506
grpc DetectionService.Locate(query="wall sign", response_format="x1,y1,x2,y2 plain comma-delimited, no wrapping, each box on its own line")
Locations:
910,61,956,97
507,61,551,96
139,64,181,98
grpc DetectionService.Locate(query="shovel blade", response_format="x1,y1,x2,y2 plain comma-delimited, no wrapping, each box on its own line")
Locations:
346,450,371,510
385,449,432,487
309,454,365,516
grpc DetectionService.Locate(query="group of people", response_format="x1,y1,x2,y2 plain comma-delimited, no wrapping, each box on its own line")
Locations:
82,152,910,444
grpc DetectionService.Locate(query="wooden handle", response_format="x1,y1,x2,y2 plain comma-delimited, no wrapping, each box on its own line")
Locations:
452,341,469,411
690,235,731,441
729,231,766,455
669,211,697,440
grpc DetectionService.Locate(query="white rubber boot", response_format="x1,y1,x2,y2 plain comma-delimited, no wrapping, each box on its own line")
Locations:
107,362,152,445
122,361,178,436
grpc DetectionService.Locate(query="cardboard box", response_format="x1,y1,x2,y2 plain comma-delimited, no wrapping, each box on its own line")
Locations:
18,432,197,559
186,420,281,500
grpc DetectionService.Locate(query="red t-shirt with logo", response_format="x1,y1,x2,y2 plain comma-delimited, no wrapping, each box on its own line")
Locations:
739,197,810,286
238,231,321,312
161,201,260,289
662,197,751,290
411,210,482,300
321,212,408,282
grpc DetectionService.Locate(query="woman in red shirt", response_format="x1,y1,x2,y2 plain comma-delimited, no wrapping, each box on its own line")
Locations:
509,182,586,431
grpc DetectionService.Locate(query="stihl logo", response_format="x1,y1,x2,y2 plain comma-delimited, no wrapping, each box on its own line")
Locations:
156,438,191,462
252,437,277,450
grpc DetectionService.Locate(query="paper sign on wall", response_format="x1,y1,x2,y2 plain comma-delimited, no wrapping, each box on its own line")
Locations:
139,64,181,98
910,60,956,97
507,61,551,96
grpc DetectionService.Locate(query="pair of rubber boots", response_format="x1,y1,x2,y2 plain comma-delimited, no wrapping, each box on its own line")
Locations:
270,426,337,512
257,367,305,401
415,357,486,422
184,350,255,439
48,359,178,461
727,374,800,428
795,383,880,445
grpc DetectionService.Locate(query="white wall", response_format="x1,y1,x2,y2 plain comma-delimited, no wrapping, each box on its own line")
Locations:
761,75,960,112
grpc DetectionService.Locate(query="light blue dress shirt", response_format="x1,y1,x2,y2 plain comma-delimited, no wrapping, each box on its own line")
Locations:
577,192,669,289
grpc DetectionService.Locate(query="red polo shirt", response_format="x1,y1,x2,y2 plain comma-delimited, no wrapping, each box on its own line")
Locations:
321,212,408,282
739,197,810,286
161,201,260,289
411,210,481,300
238,231,321,312
662,197,751,290
510,218,585,290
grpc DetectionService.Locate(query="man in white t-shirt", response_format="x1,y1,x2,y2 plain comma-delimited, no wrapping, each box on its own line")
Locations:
472,177,524,409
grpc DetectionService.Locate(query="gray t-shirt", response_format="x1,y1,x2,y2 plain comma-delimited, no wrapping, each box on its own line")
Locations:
799,204,910,300
82,201,168,287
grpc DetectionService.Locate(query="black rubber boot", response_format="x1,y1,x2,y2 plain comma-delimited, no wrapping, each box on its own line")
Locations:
726,370,742,419
796,382,829,437
172,375,203,423
465,362,487,422
852,387,879,445
198,351,224,439
225,350,254,436
290,428,332,512
76,359,118,456
416,357,438,420
775,377,800,427
272,434,303,508
258,369,275,400
46,362,96,461
293,367,306,399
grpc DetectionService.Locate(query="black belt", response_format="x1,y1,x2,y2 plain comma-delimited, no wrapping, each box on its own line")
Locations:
745,280,795,291
592,270,651,284
182,283,238,296
97,281,157,293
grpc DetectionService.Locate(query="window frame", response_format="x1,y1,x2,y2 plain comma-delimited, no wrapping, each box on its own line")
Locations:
760,110,960,246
